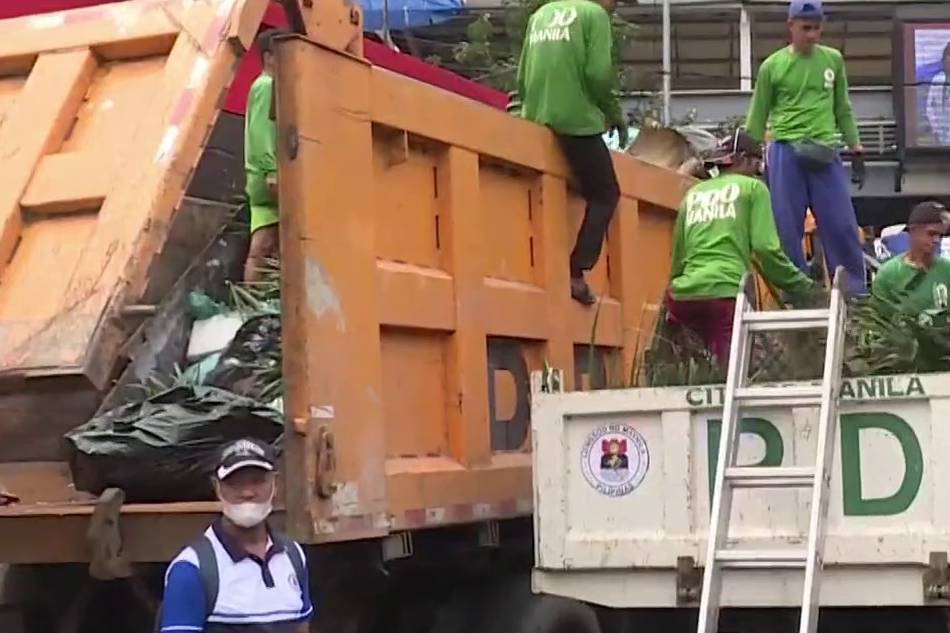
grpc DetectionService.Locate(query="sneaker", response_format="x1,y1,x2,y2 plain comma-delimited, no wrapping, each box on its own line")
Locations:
570,276,596,305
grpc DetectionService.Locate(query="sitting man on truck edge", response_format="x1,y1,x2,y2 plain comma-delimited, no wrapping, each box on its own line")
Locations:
744,0,867,296
516,0,627,305
872,201,950,319
667,130,815,369
244,29,283,283
159,438,313,633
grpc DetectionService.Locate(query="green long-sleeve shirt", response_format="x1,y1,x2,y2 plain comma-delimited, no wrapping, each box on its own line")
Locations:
517,0,622,136
872,256,950,316
245,73,277,178
670,173,814,300
745,45,860,148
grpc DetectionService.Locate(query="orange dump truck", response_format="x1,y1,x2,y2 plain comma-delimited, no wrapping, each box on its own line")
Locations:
0,0,690,630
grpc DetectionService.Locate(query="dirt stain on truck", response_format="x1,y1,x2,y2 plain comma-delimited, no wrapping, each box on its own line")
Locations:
305,258,346,331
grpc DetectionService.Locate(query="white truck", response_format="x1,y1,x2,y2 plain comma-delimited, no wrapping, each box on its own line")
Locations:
531,371,950,632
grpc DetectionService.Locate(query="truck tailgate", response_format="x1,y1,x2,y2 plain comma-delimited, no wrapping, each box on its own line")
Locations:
0,0,266,462
0,0,267,562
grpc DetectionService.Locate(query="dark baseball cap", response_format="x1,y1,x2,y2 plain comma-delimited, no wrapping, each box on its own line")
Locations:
706,129,763,165
905,201,950,230
216,438,276,480
789,0,823,20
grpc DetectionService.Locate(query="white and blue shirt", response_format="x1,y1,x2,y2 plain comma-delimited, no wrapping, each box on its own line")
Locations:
160,520,314,632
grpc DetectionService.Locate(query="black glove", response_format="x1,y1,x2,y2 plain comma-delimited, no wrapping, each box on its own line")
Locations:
851,153,866,190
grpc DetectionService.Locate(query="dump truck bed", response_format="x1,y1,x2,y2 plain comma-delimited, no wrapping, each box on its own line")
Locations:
273,36,691,544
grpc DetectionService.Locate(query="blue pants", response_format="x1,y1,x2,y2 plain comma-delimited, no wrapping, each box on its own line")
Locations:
766,141,867,295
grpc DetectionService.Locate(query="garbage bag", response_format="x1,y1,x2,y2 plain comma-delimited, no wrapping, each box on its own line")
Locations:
65,386,283,503
187,312,245,362
206,315,282,402
187,291,229,320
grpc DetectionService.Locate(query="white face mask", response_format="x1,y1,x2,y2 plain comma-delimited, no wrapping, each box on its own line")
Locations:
218,481,275,528
222,500,273,528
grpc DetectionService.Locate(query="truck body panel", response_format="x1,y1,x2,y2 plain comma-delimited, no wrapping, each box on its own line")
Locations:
532,373,950,608
275,37,689,543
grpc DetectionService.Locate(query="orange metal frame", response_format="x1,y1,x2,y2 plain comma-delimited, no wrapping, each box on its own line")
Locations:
275,37,691,543
0,0,266,384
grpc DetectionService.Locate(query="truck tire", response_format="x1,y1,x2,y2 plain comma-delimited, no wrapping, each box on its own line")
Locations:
435,577,601,633
501,594,602,633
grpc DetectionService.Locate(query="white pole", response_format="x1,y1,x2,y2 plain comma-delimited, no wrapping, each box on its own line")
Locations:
661,0,671,126
740,7,752,91
382,0,394,48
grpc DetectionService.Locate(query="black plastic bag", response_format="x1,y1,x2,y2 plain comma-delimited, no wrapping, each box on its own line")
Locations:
205,314,282,402
65,386,283,502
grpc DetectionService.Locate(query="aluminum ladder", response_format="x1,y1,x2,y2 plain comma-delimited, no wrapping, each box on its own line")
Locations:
696,267,849,633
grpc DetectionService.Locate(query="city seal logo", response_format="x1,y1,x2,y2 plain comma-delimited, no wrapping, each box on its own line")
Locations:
580,424,650,497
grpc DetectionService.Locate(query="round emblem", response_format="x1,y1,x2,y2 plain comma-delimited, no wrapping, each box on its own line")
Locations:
935,283,948,310
580,424,650,497
823,68,835,89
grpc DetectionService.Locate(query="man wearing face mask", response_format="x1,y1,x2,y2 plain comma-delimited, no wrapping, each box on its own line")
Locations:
159,438,313,633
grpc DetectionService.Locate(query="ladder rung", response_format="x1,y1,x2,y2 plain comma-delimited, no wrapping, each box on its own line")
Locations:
733,385,823,407
715,549,808,569
744,308,831,332
724,466,816,488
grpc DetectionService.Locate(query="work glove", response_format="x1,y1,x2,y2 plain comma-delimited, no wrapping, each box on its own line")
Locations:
851,153,866,190
614,124,630,149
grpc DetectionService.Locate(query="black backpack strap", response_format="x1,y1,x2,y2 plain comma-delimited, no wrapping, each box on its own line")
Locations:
191,535,220,619
273,531,307,599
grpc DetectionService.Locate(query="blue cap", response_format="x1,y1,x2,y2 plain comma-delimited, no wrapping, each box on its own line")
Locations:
788,0,823,20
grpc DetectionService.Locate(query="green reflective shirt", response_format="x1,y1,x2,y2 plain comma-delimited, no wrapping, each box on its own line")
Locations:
517,0,622,136
245,73,277,177
745,45,859,147
670,173,814,300
872,256,950,316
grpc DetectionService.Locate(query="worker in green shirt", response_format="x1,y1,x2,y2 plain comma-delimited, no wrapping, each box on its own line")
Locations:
872,201,950,320
667,130,814,368
745,0,867,296
244,29,282,282
517,0,627,305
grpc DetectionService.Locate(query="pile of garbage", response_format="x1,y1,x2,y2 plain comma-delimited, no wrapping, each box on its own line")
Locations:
65,259,285,502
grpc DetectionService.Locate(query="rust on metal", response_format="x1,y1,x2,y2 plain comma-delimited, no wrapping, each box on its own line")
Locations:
87,487,131,580
924,552,950,603
676,555,702,605
315,426,337,499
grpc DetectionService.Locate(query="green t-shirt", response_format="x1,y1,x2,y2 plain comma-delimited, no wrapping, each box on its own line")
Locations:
745,45,859,147
245,73,277,177
871,256,950,316
670,173,814,300
517,0,622,136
